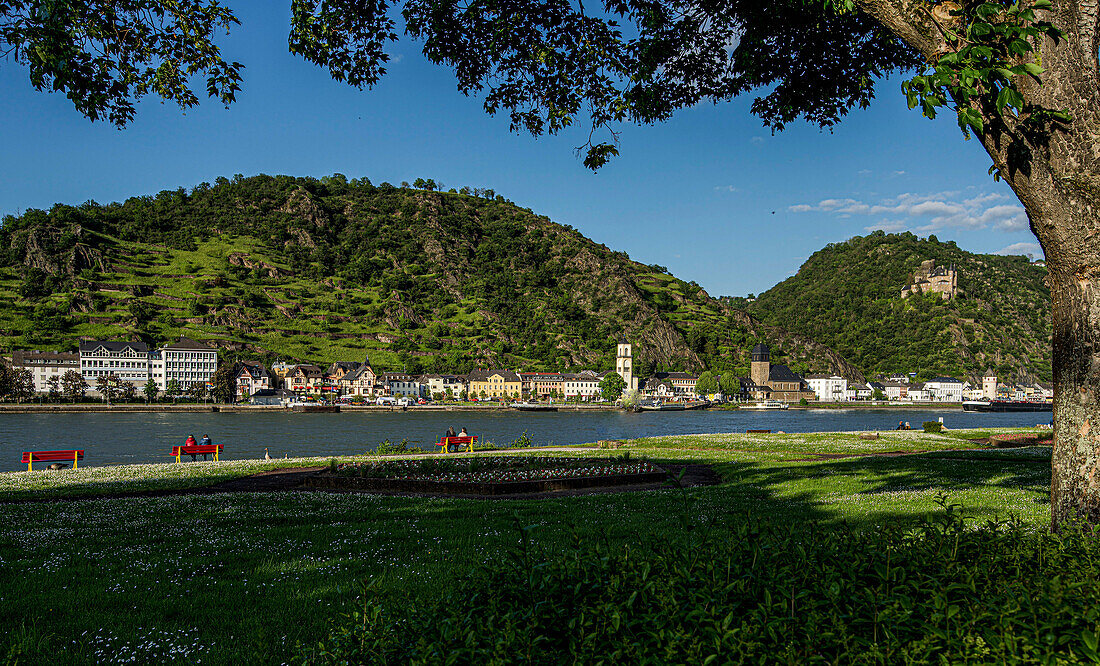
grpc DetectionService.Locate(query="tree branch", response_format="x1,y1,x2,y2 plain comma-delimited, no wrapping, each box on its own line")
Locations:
852,0,951,60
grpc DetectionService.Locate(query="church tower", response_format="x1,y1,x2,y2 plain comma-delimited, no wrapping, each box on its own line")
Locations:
616,340,637,391
751,343,771,387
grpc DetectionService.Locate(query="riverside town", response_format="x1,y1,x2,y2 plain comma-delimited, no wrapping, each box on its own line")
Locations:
1,1,1091,663
2,338,1052,407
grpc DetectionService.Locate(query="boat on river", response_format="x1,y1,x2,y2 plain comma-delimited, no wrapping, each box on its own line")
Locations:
511,402,558,412
740,400,789,411
963,399,1052,412
638,400,686,411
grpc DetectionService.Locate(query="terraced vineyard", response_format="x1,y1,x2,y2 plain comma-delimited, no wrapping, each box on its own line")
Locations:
0,174,859,377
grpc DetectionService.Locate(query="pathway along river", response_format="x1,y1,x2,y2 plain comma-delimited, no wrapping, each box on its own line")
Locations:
0,408,1048,472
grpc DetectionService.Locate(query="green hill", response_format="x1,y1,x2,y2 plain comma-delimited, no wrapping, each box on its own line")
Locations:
744,232,1051,383
0,174,860,379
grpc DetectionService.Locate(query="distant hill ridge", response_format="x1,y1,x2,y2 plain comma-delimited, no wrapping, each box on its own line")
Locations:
0,174,860,379
745,232,1051,383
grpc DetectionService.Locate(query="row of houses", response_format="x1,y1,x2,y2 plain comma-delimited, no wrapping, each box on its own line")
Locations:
235,358,617,402
805,371,1054,403
9,337,218,395
235,342,651,403
12,336,1045,405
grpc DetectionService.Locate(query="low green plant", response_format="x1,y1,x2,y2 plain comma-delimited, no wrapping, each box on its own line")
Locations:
510,431,533,448
301,499,1100,664
373,438,424,455
923,421,944,433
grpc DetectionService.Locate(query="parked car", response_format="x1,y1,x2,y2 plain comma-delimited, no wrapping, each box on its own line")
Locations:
376,396,396,405
397,397,412,407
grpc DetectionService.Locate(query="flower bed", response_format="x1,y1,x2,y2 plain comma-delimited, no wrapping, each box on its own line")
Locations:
305,456,668,495
989,432,1052,448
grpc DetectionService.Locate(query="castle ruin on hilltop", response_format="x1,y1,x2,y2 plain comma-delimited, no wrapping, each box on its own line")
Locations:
901,259,957,300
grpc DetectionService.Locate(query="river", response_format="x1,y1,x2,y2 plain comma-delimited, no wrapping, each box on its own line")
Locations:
0,408,1049,472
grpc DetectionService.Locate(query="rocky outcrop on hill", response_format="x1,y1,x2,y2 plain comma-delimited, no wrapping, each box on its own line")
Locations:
0,174,861,376
227,253,287,278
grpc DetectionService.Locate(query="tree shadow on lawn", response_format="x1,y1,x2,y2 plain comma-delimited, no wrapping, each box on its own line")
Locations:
688,449,1051,531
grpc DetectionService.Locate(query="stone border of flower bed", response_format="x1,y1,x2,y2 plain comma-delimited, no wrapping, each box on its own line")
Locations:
303,467,669,496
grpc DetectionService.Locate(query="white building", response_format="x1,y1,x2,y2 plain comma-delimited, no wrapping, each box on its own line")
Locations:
962,383,986,400
10,350,79,393
907,382,932,402
79,340,151,389
382,372,422,398
563,372,602,401
924,377,964,402
806,374,848,402
419,374,466,399
156,337,217,389
881,381,907,400
845,382,872,401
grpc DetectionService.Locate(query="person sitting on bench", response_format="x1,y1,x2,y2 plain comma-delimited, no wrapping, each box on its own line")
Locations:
185,434,197,461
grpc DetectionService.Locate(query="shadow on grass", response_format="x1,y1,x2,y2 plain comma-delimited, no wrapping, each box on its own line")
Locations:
649,448,1051,531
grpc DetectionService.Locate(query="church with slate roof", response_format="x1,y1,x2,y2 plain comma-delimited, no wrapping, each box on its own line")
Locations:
741,343,816,403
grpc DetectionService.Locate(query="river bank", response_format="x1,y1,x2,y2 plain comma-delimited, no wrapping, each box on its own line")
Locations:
0,402,622,413
0,400,980,414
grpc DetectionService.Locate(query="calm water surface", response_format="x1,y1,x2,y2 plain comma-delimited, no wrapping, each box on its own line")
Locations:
0,408,1049,472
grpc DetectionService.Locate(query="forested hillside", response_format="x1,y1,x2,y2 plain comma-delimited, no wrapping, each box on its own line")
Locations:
0,174,858,379
746,232,1051,383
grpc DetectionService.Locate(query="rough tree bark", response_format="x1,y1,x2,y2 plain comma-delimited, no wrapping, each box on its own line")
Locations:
857,0,1100,528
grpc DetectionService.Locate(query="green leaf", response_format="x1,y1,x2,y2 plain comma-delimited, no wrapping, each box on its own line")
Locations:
996,86,1024,113
1022,62,1043,78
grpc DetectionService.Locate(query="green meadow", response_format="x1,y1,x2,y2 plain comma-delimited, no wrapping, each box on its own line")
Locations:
0,429,1056,664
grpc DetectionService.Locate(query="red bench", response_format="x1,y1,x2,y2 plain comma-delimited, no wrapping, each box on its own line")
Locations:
22,450,83,471
172,444,223,463
436,435,477,454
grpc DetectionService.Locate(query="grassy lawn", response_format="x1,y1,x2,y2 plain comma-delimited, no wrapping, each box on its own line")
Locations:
0,429,1052,664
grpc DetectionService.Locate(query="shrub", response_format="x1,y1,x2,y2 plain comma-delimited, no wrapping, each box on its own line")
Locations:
299,502,1100,665
923,421,943,433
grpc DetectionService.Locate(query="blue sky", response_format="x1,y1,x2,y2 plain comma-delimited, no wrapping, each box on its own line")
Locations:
0,2,1042,297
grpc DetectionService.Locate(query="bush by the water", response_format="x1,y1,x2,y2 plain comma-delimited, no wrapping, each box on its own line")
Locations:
923,420,943,433
301,500,1100,664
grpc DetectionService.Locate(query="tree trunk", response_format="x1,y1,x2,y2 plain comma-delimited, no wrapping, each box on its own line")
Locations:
1048,258,1100,526
857,0,1100,530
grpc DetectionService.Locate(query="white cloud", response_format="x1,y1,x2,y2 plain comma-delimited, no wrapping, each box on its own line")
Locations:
790,190,1028,234
865,220,908,233
963,192,1006,207
714,185,740,193
995,242,1044,258
981,205,1029,231
750,136,765,145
